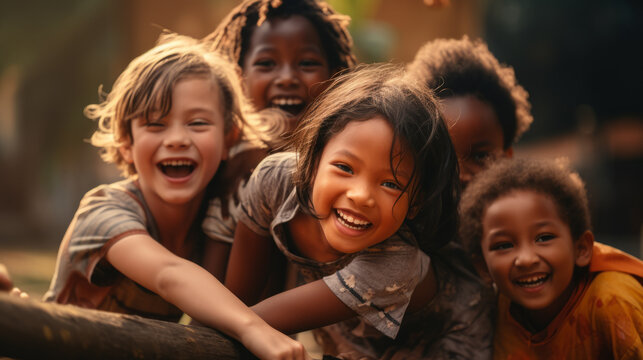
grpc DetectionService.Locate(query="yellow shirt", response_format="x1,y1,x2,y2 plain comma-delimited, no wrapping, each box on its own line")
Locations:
494,270,643,360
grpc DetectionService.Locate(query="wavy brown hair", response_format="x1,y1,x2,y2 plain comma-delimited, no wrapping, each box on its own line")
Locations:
87,33,257,177
291,63,460,253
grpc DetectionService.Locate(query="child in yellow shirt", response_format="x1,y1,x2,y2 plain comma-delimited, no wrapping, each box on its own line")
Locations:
460,158,643,360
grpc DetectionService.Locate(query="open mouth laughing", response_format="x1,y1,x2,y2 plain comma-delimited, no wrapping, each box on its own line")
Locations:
335,209,372,231
270,96,305,116
513,273,550,288
158,159,196,178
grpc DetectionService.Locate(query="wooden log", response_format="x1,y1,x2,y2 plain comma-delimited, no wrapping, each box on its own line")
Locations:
0,293,255,360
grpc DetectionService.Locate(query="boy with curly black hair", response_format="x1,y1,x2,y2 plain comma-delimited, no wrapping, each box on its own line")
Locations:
460,158,643,359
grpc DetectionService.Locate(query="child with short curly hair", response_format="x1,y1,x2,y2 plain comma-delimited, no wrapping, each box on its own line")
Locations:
460,158,643,359
44,33,309,360
370,36,536,359
408,36,532,187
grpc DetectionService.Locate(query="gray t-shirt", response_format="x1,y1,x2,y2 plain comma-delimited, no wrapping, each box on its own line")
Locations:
236,152,430,338
44,179,219,322
318,242,495,360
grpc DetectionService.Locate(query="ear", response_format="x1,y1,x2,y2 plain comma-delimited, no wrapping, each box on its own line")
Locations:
222,125,241,161
118,142,134,164
574,230,594,267
503,146,514,159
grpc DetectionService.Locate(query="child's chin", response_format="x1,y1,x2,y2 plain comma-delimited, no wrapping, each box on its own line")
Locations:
284,113,302,131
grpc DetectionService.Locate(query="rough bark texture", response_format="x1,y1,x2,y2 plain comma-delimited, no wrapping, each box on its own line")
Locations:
0,293,255,359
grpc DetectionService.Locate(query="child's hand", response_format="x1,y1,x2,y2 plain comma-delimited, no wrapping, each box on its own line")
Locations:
240,322,311,360
0,263,14,291
0,264,29,299
9,287,30,299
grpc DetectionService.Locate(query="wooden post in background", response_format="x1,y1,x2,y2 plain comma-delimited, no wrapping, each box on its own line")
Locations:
0,293,255,359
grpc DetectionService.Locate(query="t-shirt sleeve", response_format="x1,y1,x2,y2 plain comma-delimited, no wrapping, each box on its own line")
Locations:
63,184,149,283
202,196,238,244
235,152,296,237
591,272,643,360
323,236,431,338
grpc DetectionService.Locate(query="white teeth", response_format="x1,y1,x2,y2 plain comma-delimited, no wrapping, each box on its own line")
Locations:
515,274,548,287
161,160,193,167
271,97,303,106
336,209,371,229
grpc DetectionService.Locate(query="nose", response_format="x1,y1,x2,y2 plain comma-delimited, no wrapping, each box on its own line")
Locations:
346,181,376,208
459,172,472,189
274,65,300,88
514,244,540,268
458,162,474,188
163,123,191,149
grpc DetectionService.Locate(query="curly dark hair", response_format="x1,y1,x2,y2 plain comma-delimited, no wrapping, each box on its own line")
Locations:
291,63,460,253
407,36,533,148
459,158,591,256
203,0,356,72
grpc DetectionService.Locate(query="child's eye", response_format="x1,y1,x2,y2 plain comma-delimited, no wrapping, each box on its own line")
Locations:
253,59,275,68
536,234,556,242
381,181,402,191
300,59,322,68
490,242,513,251
333,163,353,174
471,151,492,164
144,122,165,129
188,118,210,127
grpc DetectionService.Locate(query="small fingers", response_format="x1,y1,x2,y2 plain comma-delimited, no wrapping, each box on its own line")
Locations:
9,287,29,299
0,264,13,291
291,340,309,360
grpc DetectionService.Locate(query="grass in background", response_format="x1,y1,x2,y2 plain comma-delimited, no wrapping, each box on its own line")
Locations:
0,248,57,299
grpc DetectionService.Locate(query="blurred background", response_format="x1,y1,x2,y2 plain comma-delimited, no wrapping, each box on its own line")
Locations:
1,0,641,297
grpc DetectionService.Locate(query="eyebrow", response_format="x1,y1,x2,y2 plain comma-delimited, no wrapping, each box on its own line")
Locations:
531,220,558,230
333,149,362,163
251,44,325,54
485,228,511,238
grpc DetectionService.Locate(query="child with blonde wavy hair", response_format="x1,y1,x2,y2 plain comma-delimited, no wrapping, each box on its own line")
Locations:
44,33,309,360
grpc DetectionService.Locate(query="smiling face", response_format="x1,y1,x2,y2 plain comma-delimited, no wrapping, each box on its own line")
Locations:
120,76,229,209
311,116,415,254
242,15,331,130
481,190,591,322
442,95,512,188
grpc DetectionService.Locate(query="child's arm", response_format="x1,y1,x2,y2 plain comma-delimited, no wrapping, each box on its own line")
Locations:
252,279,355,334
225,223,356,333
228,224,427,337
106,233,309,360
225,222,286,305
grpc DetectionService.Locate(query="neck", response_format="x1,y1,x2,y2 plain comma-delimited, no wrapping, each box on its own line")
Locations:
512,276,580,333
288,212,345,263
139,186,205,258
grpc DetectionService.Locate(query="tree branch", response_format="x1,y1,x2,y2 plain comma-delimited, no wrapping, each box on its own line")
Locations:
0,293,255,359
